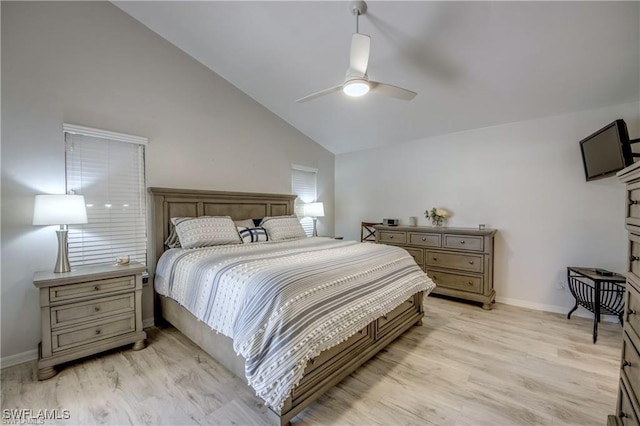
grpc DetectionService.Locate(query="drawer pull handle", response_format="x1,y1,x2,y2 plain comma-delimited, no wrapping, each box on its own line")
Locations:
631,256,639,262
383,315,388,320
628,309,637,317
94,286,100,291
630,200,639,205
467,281,473,285
622,360,632,368
460,240,465,244
421,237,427,241
433,257,438,261
469,260,474,265
310,358,315,365
433,275,438,280
94,306,101,312
95,329,102,335
619,412,628,419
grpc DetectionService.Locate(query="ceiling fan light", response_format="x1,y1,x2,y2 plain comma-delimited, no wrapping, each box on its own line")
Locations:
343,80,370,97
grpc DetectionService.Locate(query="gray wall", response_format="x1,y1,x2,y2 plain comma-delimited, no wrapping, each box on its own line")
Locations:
336,101,640,315
1,2,334,360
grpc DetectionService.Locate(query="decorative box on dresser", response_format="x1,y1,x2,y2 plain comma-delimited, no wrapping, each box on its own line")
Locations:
611,163,640,425
33,262,147,380
375,225,497,309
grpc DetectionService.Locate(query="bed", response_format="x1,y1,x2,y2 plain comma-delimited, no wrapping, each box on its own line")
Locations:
149,187,435,425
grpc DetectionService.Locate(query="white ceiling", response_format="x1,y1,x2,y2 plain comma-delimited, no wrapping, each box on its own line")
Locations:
115,1,640,154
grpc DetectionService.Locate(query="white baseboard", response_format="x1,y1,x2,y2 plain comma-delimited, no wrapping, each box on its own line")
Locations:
496,296,619,323
2,319,155,370
0,349,38,369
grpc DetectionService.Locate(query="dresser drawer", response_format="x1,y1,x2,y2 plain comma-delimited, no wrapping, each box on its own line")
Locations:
426,251,483,273
404,248,423,266
408,233,441,247
629,234,640,282
379,231,406,244
52,314,136,353
443,234,484,252
378,297,416,333
50,293,135,330
615,377,640,426
621,332,640,403
427,270,483,294
627,181,640,228
627,281,640,343
50,276,136,304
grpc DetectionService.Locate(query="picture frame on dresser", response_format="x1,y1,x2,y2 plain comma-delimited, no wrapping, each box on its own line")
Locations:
374,225,497,309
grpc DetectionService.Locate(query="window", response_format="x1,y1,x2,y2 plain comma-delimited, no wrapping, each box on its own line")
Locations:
291,165,318,237
64,124,148,267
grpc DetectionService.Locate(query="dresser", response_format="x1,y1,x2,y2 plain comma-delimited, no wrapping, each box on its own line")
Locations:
33,262,147,380
375,225,497,309
610,164,640,424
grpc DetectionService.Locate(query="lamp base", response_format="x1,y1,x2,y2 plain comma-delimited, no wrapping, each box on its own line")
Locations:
54,229,71,273
313,218,318,237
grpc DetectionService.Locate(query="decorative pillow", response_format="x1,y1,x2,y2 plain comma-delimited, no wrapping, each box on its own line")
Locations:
237,226,269,243
164,227,182,248
260,216,307,241
172,216,241,249
234,219,255,228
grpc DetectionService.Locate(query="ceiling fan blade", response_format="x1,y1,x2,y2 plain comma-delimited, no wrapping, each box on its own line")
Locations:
369,81,417,101
296,85,343,103
349,33,371,76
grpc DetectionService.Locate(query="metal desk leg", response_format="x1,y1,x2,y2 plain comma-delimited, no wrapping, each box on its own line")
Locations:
593,282,600,344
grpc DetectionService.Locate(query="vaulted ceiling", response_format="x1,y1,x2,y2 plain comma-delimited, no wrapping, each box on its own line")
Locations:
115,1,640,154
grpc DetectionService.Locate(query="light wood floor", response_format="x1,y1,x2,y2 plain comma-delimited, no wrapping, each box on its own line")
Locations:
1,297,622,425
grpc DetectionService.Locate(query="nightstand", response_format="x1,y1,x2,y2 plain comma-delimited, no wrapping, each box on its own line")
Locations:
33,262,147,380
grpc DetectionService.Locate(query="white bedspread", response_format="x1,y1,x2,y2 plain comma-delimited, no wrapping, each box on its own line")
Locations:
155,237,435,409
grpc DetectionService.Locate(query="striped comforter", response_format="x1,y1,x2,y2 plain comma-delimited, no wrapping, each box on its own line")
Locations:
155,237,435,409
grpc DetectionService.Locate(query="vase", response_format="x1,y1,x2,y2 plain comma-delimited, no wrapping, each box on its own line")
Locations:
431,218,444,227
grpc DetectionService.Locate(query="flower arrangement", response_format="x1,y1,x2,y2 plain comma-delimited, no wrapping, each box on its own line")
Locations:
425,207,449,226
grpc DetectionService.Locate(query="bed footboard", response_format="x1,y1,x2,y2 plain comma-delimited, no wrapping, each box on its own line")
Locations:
160,292,424,425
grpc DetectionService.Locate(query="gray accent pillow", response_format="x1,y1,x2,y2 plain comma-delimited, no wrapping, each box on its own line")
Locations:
172,216,242,249
260,216,307,241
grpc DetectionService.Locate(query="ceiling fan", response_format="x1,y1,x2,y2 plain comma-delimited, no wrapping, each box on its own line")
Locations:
296,0,417,103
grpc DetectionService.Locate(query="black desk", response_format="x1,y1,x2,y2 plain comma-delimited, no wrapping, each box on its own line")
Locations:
566,267,626,343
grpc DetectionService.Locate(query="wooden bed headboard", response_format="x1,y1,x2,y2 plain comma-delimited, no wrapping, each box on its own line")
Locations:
148,187,296,271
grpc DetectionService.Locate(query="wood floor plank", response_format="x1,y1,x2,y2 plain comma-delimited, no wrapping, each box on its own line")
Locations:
1,296,622,425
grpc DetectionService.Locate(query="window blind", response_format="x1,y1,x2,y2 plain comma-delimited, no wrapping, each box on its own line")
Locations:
65,130,147,267
291,165,318,237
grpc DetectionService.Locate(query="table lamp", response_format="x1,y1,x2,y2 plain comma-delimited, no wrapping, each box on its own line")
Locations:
33,194,88,273
301,202,324,237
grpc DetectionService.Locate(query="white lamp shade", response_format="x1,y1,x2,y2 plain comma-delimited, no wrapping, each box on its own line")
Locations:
300,202,325,218
33,195,88,225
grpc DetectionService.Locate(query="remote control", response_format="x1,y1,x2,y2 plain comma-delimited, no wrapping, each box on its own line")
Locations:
595,268,614,276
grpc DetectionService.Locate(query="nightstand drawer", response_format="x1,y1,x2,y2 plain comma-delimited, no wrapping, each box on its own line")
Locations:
404,248,423,266
50,293,135,329
426,251,483,273
444,235,484,252
52,314,136,352
427,270,483,293
50,276,136,303
408,233,441,247
379,231,406,244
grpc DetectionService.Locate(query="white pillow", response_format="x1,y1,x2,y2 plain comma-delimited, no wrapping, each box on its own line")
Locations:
173,216,241,249
260,216,307,241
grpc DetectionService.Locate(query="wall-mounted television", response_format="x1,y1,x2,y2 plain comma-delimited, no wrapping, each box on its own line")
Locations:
579,119,633,181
